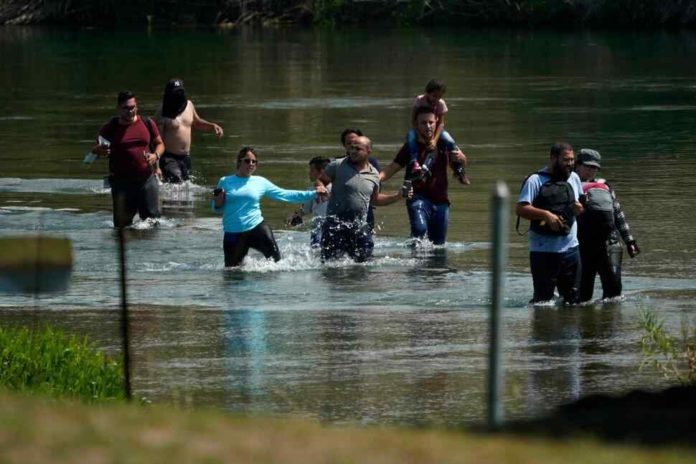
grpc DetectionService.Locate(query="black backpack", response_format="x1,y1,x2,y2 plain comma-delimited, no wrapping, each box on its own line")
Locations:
517,171,575,236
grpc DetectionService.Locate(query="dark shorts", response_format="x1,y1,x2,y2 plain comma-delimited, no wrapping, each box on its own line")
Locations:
529,246,580,304
223,221,281,267
159,152,192,184
320,216,374,263
110,174,160,228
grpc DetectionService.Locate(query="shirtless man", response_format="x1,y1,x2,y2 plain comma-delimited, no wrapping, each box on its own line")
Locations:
154,78,224,183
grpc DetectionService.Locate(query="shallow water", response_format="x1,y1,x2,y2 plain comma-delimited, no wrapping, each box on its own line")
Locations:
1,26,695,426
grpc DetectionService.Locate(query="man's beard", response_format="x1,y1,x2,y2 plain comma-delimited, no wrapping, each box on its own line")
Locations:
551,162,571,180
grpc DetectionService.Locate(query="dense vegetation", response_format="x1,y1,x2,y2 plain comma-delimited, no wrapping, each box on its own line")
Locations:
0,325,124,402
1,0,695,27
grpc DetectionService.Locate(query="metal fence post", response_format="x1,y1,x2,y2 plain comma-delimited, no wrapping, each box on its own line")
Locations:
488,181,509,428
116,196,132,401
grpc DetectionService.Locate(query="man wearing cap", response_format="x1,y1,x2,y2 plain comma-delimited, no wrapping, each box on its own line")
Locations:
155,78,224,183
576,148,640,302
516,142,584,304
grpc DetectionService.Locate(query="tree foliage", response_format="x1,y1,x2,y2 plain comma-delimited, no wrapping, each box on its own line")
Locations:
1,0,695,26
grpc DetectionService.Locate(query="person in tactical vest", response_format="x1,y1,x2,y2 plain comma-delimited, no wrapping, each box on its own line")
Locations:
575,148,640,302
517,142,584,304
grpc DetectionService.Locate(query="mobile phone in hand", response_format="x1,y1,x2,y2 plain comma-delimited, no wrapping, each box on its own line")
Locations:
401,180,412,198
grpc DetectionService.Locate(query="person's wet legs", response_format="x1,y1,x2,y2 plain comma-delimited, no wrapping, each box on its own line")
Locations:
223,232,249,267
110,177,138,227
137,175,161,221
320,217,348,262
160,153,191,183
579,240,600,303
530,251,559,303
599,239,623,299
427,202,449,245
346,222,374,263
248,222,281,262
556,246,580,304
407,196,430,241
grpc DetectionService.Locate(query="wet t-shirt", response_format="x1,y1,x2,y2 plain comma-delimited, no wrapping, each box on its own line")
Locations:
100,116,159,181
325,158,380,222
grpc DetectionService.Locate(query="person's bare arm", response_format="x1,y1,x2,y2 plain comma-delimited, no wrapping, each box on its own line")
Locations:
191,104,223,137
144,136,165,167
379,162,402,182
314,183,328,201
448,148,467,166
315,172,332,187
371,183,412,207
371,190,401,207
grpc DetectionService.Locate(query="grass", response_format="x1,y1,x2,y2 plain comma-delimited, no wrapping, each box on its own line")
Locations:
0,325,124,402
0,390,692,464
639,309,696,385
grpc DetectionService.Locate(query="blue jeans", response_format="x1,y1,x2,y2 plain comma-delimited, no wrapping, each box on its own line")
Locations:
406,196,449,245
529,247,580,304
407,129,457,161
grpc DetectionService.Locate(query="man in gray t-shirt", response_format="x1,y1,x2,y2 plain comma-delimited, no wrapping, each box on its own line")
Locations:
317,136,409,262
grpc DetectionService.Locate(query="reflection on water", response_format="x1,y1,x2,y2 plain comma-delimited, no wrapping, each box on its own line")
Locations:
526,305,624,408
1,27,696,425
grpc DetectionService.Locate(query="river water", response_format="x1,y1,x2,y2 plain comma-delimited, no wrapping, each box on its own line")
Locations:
1,26,695,425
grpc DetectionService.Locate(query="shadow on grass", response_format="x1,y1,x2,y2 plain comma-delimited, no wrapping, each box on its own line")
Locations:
494,385,695,447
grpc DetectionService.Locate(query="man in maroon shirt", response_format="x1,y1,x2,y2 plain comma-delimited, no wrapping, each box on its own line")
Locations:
91,91,165,228
380,106,468,245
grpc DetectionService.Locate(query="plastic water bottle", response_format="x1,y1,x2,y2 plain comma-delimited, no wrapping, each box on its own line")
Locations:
84,136,110,165
83,152,97,164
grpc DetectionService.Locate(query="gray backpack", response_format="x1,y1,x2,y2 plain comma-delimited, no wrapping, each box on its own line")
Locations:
582,181,615,235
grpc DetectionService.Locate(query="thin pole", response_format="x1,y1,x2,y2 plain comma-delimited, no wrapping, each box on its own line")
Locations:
117,198,132,401
488,181,508,428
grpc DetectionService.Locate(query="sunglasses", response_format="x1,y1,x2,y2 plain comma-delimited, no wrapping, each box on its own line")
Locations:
120,105,136,111
242,158,257,165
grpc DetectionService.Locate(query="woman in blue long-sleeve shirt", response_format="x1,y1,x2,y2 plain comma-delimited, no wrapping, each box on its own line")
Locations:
213,146,327,267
